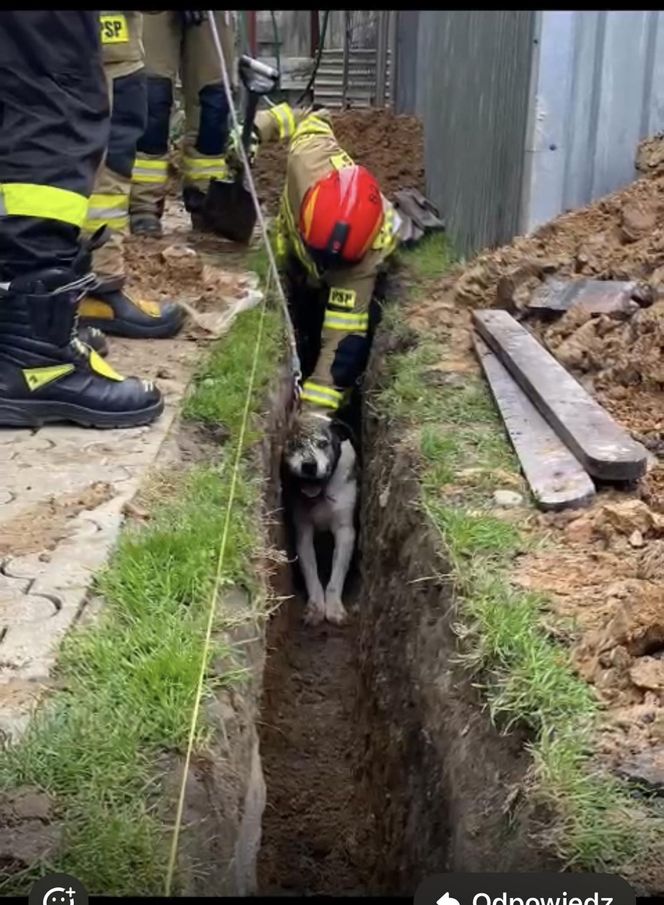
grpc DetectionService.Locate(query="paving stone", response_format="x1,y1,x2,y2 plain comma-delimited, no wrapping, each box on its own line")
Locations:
473,309,648,482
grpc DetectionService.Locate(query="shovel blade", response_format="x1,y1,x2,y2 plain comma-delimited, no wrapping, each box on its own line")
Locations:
203,178,258,244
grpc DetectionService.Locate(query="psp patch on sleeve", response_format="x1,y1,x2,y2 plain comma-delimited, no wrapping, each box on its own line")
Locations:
329,288,357,310
100,14,129,44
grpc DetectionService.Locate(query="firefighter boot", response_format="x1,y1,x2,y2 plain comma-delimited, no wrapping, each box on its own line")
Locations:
0,268,164,428
78,326,109,357
130,212,163,238
79,278,185,339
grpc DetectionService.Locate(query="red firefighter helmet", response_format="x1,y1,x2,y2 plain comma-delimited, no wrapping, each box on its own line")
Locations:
298,165,384,268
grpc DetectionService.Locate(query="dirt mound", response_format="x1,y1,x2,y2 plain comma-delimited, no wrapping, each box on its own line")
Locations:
253,108,425,214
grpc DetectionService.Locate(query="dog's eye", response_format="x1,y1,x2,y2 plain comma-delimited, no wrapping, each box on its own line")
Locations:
316,438,329,449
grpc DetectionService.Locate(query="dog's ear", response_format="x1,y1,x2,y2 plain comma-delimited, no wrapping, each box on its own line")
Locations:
330,417,353,443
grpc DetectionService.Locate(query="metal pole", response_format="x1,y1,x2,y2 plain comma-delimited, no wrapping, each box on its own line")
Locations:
310,9,320,58
375,9,388,108
248,9,257,57
341,10,351,109
387,9,397,108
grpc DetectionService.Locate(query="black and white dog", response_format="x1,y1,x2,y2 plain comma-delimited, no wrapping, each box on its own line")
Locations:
283,410,357,626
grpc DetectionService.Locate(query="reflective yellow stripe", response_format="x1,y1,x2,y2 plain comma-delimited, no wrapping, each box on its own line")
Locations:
0,183,88,227
22,364,75,391
301,381,343,410
183,156,228,169
100,13,128,43
323,310,369,332
268,103,297,140
132,157,169,185
182,156,229,181
85,193,129,231
132,172,168,184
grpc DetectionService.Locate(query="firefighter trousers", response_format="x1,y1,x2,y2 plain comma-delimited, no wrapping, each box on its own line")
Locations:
129,11,234,219
84,66,147,286
0,11,109,280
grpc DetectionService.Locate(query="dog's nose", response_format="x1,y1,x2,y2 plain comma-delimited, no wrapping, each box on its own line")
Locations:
301,460,317,477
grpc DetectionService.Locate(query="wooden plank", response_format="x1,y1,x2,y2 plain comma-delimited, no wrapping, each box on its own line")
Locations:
473,309,648,482
527,278,640,316
473,335,596,511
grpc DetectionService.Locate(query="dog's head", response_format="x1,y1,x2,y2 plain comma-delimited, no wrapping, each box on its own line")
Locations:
283,411,344,499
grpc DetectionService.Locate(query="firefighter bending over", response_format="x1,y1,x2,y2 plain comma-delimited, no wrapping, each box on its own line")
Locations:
231,103,403,417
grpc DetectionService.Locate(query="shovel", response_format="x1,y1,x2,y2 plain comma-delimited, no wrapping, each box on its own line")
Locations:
203,54,279,244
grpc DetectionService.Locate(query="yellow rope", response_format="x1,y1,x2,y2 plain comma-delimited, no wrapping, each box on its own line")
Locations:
164,279,270,895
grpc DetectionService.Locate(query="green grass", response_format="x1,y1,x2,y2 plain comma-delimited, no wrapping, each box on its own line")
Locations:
378,240,663,873
0,299,283,895
397,231,457,281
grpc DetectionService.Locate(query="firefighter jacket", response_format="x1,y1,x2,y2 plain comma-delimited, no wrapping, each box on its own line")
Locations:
254,103,401,414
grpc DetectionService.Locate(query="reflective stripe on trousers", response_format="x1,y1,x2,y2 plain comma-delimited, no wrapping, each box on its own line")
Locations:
300,380,344,411
132,157,169,185
182,155,229,182
0,183,89,227
84,191,129,232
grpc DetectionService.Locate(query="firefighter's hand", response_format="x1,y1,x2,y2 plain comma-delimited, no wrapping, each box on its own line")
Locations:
227,124,261,170
180,10,208,27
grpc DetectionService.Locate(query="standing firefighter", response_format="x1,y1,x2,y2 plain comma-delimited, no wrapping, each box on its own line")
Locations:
233,103,402,416
0,11,163,429
129,10,235,237
80,10,185,340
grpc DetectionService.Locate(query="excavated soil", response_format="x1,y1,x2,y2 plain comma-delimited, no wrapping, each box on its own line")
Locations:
253,109,425,214
403,133,664,815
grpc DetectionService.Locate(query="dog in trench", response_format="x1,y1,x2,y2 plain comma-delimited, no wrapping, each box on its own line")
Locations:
281,266,384,626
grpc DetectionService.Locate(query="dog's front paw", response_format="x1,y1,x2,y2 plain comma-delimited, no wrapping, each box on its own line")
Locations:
303,599,326,626
325,595,349,625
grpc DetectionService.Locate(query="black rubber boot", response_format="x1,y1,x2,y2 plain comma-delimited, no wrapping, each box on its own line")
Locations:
78,325,109,357
79,281,185,339
0,268,164,429
130,212,162,237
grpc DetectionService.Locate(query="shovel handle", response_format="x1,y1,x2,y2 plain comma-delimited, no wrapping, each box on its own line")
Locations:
241,91,261,151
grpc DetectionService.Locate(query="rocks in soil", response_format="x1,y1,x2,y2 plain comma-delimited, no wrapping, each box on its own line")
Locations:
0,788,62,873
620,201,657,244
629,656,664,691
161,244,202,280
493,490,524,508
616,749,664,794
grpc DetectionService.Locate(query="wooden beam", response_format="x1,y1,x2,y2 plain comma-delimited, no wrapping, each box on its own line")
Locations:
474,336,595,511
473,309,648,482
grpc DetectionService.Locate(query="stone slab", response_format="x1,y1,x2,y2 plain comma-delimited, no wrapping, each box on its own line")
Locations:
527,278,639,316
473,309,648,482
473,335,595,511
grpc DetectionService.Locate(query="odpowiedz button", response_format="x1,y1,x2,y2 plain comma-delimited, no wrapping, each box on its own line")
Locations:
29,874,88,905
415,874,636,905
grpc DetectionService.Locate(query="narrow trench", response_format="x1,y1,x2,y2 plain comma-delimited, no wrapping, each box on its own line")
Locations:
257,528,378,896
255,362,385,896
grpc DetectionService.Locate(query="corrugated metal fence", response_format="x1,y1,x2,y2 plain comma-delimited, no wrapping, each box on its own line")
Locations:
394,10,664,256
522,10,664,232
396,10,536,257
